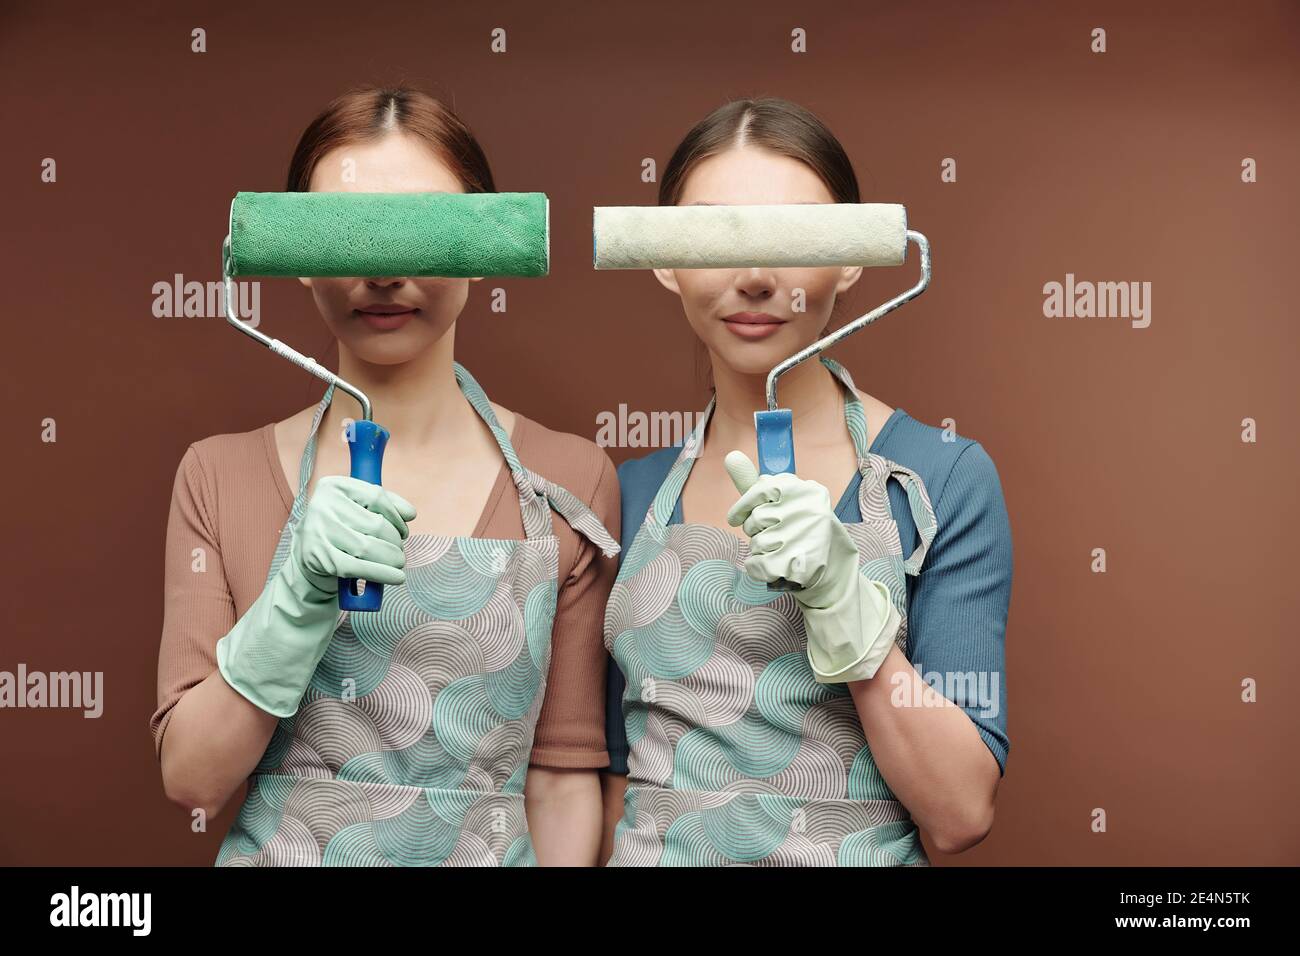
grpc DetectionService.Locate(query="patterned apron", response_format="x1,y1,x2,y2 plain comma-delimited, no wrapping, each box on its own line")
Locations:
216,362,619,867
605,357,938,867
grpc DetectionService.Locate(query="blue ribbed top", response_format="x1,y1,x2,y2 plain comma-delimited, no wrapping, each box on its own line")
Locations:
605,406,1013,777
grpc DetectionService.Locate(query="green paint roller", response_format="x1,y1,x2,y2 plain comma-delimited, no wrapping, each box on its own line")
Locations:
592,202,931,590
221,191,550,611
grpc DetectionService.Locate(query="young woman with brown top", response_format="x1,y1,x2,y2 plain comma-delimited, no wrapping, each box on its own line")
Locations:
153,86,620,866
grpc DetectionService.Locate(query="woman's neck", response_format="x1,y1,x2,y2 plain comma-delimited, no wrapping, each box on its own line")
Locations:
319,331,481,453
704,353,845,459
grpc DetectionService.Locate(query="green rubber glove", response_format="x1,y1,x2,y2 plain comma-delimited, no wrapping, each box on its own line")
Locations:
725,451,901,683
216,475,417,717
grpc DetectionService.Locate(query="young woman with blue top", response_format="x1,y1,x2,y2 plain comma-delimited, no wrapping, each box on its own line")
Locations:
600,98,1013,866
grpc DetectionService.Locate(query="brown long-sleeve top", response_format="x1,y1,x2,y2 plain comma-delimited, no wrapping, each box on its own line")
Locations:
152,411,620,769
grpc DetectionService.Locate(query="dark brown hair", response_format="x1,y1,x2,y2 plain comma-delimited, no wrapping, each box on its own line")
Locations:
658,97,860,206
285,85,496,193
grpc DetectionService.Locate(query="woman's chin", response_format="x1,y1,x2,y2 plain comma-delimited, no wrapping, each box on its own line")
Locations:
712,338,805,376
342,335,437,366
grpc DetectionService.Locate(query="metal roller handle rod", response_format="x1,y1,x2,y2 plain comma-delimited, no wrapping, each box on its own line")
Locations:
764,230,931,412
221,236,375,422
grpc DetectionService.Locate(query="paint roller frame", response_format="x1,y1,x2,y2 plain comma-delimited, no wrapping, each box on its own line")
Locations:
757,227,931,590
221,227,391,613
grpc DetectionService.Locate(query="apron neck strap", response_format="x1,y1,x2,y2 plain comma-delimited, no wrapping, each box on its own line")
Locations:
451,362,544,515
819,356,873,465
290,383,336,523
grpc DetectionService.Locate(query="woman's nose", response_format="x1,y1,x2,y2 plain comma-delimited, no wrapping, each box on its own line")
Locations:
733,267,777,299
365,275,407,288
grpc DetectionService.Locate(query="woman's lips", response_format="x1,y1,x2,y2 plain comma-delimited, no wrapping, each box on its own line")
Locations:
355,307,419,331
721,312,785,341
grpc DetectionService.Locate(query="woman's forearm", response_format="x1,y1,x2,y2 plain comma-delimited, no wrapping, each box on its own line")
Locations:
525,767,603,865
849,643,1001,854
158,669,279,817
599,771,627,864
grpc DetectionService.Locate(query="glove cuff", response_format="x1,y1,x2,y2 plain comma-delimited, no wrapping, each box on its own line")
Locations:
804,578,902,684
216,632,303,719
215,561,339,719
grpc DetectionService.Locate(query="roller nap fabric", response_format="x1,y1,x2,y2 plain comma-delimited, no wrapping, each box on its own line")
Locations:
592,203,907,270
229,191,549,277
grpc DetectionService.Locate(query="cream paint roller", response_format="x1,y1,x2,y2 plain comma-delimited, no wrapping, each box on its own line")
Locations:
592,201,931,590
221,191,550,611
593,203,907,270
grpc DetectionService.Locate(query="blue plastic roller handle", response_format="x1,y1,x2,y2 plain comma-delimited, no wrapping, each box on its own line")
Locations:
340,419,391,612
755,408,795,477
754,409,800,592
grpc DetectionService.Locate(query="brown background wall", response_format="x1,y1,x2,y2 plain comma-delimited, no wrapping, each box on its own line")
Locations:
1,0,1296,865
